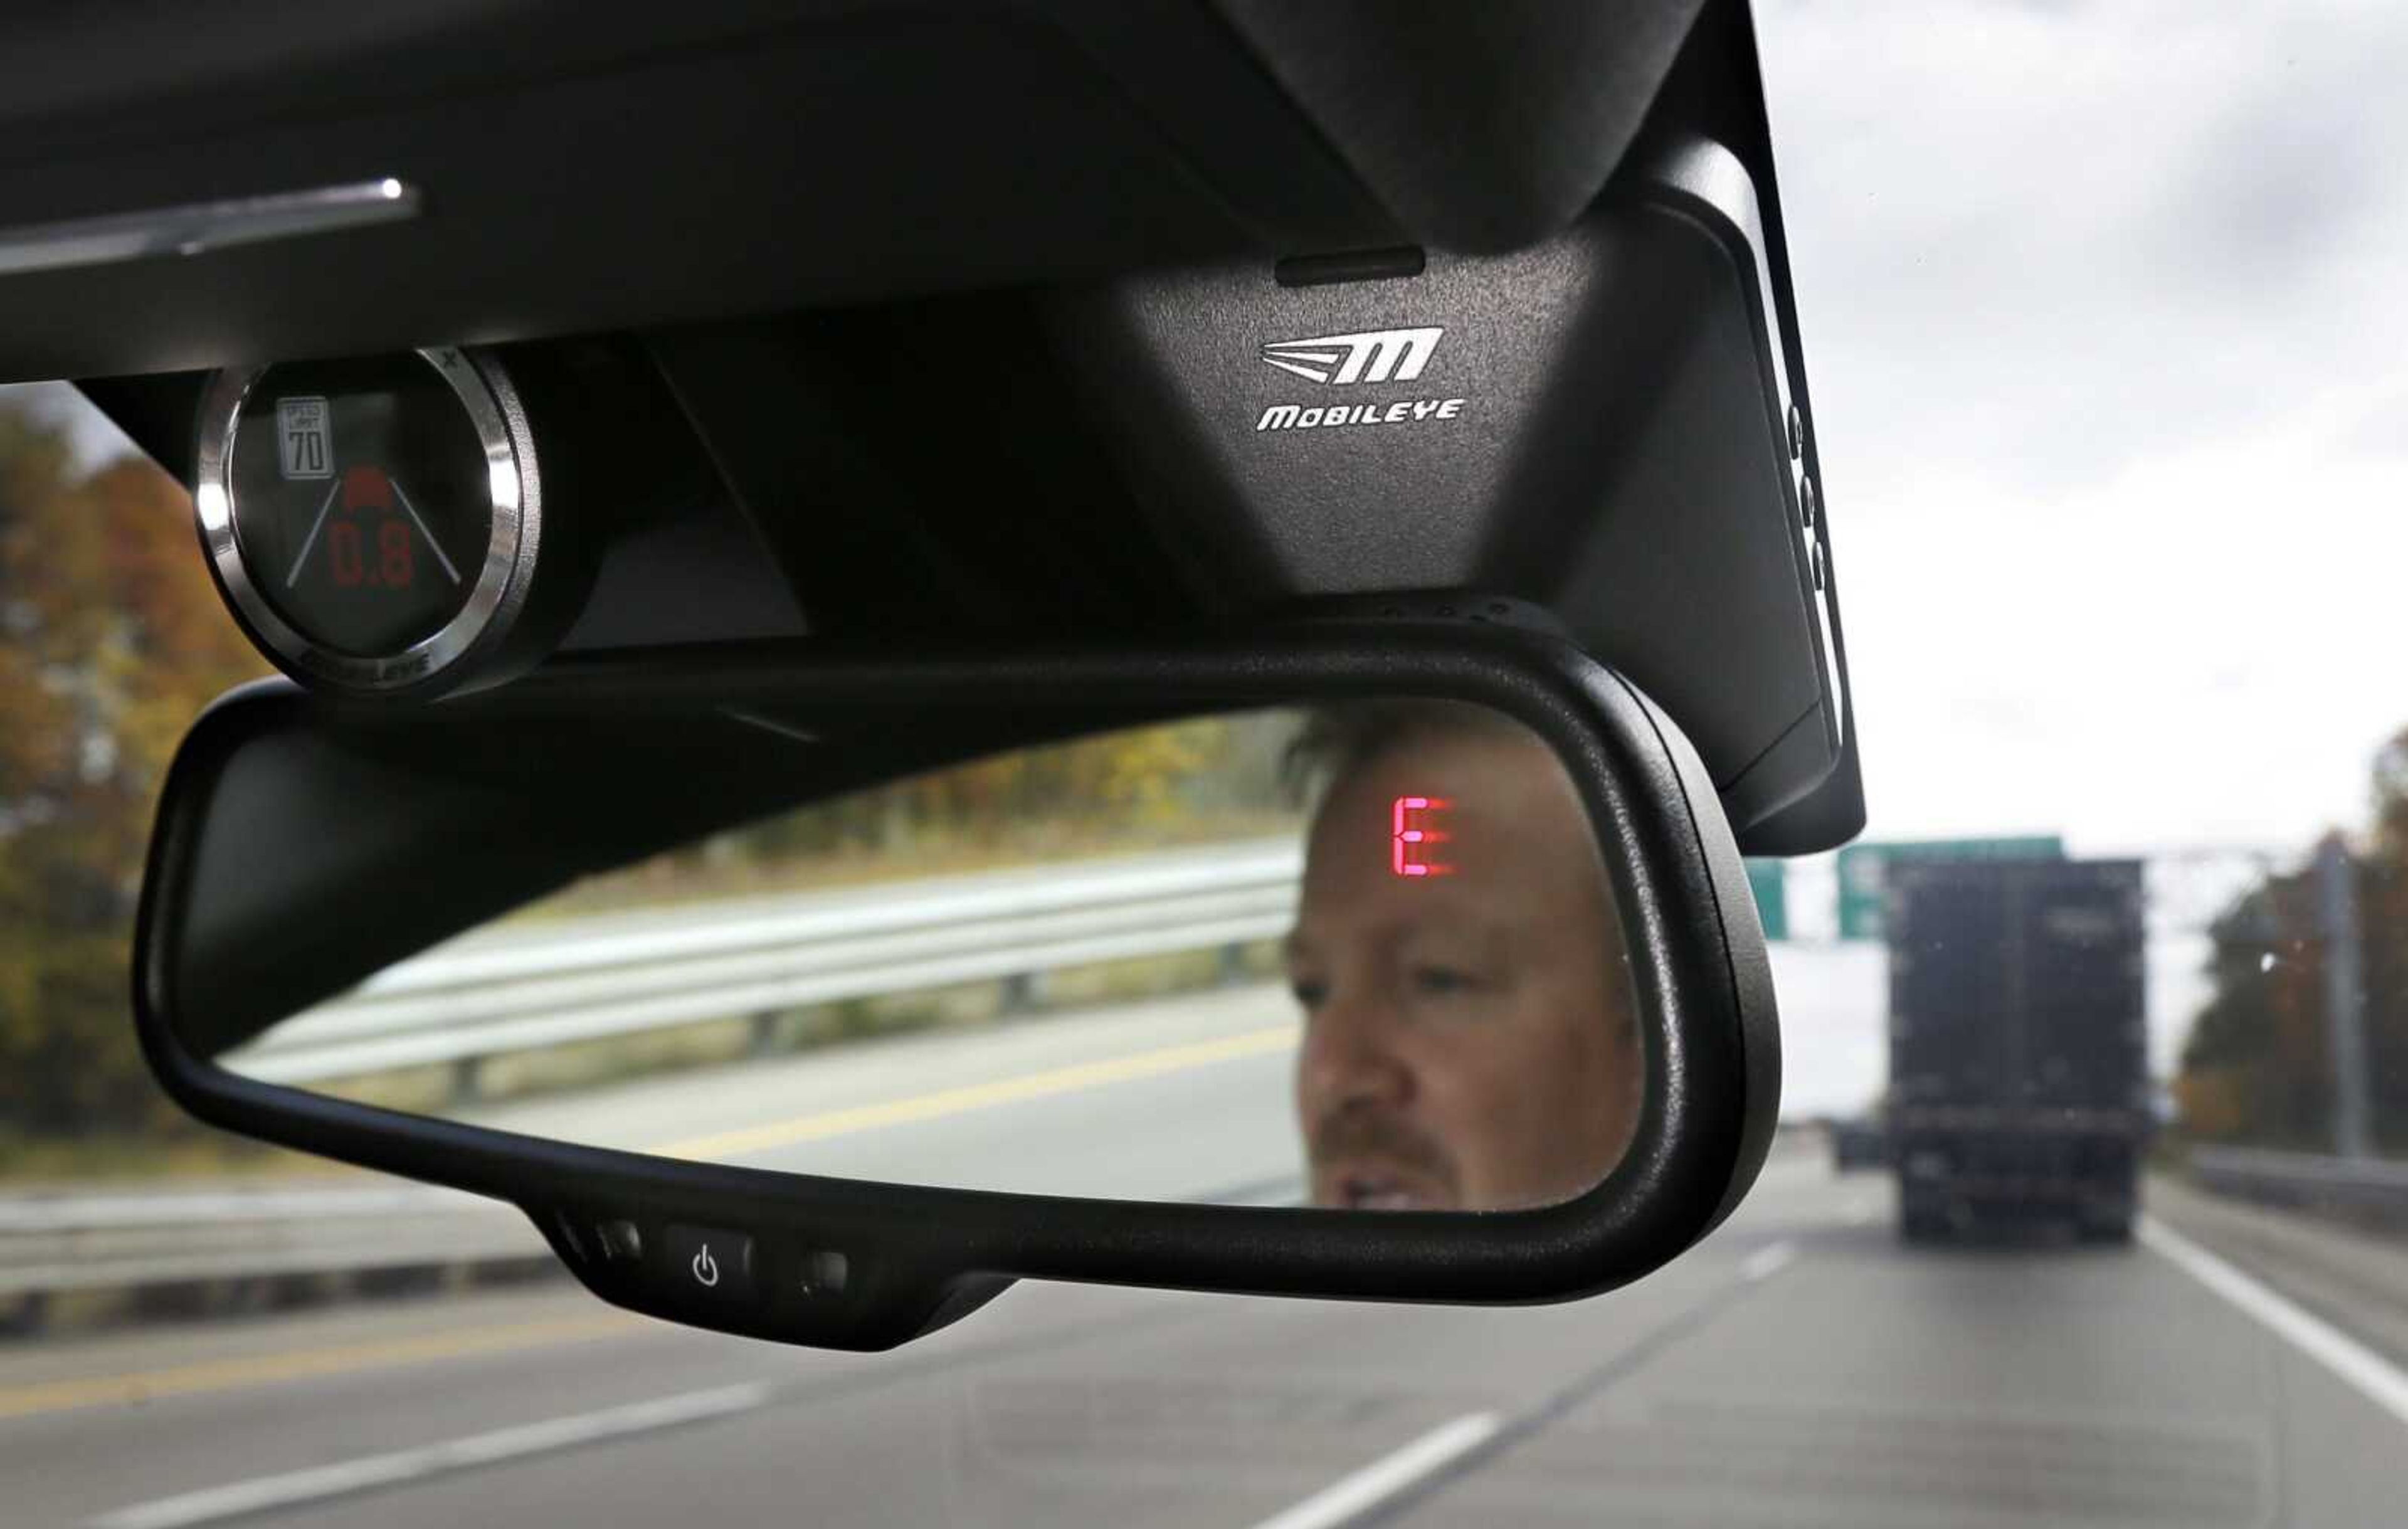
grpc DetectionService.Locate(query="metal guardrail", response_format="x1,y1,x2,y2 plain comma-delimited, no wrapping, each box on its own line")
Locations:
225,839,1304,1087
0,1187,540,1307
2189,1146,2408,1224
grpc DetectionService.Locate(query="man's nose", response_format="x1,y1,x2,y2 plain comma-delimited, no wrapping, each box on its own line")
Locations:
1298,987,1413,1116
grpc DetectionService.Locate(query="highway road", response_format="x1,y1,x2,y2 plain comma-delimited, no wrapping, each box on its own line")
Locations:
9,990,2408,1525
458,983,1309,1203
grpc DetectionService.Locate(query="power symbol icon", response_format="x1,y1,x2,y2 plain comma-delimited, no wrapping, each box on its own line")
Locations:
667,1227,745,1296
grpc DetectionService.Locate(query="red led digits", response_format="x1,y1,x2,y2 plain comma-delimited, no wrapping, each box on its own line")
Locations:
1391,795,1455,878
324,466,416,590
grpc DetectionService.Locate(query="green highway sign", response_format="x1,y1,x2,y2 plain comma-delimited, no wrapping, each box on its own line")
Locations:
1835,836,2064,941
1744,859,1788,943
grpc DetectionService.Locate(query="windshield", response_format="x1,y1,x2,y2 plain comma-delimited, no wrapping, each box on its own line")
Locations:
8,3,2408,1525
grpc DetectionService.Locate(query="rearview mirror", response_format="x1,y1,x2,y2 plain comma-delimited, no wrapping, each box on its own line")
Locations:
136,615,1777,1348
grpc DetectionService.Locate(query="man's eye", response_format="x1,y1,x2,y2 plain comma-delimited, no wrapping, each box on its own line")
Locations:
1408,965,1479,997
1289,978,1329,1010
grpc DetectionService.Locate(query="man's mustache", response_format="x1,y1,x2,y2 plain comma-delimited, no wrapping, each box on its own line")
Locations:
1308,1104,1456,1185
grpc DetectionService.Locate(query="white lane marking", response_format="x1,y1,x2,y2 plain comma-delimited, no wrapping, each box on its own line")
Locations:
281,477,344,586
1247,1237,1798,1529
1246,1412,1501,1529
87,1383,771,1529
1740,1239,1799,1283
386,475,464,585
2141,1218,2408,1427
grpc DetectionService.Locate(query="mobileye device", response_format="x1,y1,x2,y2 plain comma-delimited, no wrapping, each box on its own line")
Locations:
185,342,682,702
170,133,1855,848
194,347,549,699
1047,135,1852,843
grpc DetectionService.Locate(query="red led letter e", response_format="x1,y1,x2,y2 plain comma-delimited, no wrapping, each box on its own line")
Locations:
1391,796,1455,878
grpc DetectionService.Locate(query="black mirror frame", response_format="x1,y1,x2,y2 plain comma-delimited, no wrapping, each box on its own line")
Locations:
134,615,1778,1351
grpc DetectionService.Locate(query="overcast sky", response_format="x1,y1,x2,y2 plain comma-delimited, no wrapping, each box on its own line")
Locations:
1758,0,2408,859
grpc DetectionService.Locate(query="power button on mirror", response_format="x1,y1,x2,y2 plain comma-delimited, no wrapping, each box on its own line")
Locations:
663,1224,755,1303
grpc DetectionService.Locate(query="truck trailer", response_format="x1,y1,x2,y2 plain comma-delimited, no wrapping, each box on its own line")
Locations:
1886,858,2149,1243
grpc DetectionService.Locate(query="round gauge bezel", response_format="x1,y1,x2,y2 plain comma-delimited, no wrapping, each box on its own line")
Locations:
194,347,541,696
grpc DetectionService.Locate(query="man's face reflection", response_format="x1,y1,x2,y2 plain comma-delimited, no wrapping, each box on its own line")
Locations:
1287,719,1640,1212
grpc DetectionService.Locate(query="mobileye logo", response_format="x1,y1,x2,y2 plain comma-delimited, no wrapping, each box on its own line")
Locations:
1254,325,1468,433
1259,327,1444,386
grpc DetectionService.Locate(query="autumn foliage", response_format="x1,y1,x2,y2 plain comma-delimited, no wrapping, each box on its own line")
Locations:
1,406,265,1140
2177,731,2408,1151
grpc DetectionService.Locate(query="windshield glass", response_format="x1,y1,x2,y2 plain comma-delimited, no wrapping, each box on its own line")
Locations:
7,3,2408,1525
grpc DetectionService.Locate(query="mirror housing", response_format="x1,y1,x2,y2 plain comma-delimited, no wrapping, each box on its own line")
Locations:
135,613,1777,1350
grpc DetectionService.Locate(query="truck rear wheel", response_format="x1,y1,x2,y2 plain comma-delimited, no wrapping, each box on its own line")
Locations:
2076,1211,2135,1246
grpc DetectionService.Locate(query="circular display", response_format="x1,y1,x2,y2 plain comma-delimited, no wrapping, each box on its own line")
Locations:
196,348,537,694
228,355,488,654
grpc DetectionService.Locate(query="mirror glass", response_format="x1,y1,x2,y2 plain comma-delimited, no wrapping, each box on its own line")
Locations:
213,702,1642,1212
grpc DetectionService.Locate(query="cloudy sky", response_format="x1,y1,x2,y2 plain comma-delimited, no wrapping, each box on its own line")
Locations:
1751,0,2408,1100
1758,0,2408,858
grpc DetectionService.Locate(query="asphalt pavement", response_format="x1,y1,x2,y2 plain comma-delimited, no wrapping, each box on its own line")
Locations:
458,981,1309,1202
8,992,2408,1526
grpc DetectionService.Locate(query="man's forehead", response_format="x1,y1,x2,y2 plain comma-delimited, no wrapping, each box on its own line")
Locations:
1309,741,1588,864
1296,732,1614,938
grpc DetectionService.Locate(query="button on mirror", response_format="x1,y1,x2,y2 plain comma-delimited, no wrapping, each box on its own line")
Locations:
663,1224,755,1301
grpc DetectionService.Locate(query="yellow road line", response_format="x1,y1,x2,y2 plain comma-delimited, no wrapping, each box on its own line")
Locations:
0,1311,643,1422
651,1023,1301,1162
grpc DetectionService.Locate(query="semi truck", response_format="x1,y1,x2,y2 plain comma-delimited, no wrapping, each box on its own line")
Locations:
1886,858,2149,1243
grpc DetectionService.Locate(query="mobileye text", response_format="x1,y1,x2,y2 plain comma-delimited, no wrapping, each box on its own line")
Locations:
1254,398,1467,432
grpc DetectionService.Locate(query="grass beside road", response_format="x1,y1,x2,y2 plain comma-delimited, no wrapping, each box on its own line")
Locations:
510,815,1302,924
